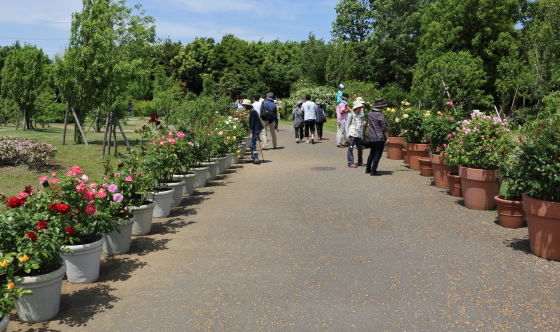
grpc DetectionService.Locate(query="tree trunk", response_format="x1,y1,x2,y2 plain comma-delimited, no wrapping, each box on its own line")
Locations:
15,108,21,130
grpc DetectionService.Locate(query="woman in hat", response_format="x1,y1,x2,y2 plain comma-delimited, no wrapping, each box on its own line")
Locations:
365,99,389,175
246,99,264,164
345,100,365,168
292,99,304,143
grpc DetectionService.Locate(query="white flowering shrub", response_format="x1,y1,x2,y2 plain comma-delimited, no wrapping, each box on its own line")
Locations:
285,86,338,118
0,137,57,169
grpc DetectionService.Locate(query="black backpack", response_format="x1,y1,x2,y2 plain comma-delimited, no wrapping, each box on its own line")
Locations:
261,102,276,123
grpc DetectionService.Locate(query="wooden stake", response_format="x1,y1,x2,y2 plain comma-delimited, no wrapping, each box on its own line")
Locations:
113,116,118,157
62,109,69,145
102,112,110,158
15,108,21,130
71,108,89,146
113,113,130,148
108,113,113,156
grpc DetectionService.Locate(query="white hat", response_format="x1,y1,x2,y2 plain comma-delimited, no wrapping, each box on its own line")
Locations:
337,84,345,89
241,99,253,106
352,100,364,109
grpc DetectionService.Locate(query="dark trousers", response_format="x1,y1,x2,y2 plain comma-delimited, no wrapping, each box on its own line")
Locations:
294,126,303,140
366,141,385,173
347,136,363,165
304,121,315,138
315,122,324,139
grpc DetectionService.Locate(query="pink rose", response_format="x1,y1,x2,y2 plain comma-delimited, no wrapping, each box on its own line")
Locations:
446,101,453,106
76,183,87,193
85,205,96,215
114,173,121,177
67,170,76,177
72,165,83,175
159,140,165,146
84,190,96,202
177,132,186,138
50,179,59,184
89,182,98,188
168,131,174,136
39,176,48,183
81,175,89,184
51,172,57,177
108,184,118,193
188,142,194,147
218,131,223,135
113,193,124,203
18,191,29,198
167,138,176,145
126,176,133,182
97,189,107,199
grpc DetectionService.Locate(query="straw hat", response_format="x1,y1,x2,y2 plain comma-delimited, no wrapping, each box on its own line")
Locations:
241,99,253,106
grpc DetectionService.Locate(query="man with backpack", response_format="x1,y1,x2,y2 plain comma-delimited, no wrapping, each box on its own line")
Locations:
260,92,278,150
315,102,327,140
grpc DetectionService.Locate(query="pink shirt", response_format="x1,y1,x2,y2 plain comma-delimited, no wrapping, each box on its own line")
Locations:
336,101,348,125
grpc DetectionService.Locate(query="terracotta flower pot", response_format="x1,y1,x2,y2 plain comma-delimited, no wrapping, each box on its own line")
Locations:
495,195,525,229
406,143,430,170
458,166,500,210
387,137,406,160
430,153,454,189
418,157,433,176
447,173,463,197
402,149,409,164
523,193,560,260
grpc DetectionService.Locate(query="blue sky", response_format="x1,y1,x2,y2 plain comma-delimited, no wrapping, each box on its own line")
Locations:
0,0,339,58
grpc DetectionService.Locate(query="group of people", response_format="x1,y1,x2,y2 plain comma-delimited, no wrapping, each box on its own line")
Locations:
291,95,327,144
240,85,390,175
334,84,389,175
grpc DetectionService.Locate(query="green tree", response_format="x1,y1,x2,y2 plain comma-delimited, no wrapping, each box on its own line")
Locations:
172,37,215,95
1,45,49,130
332,0,376,42
54,0,156,140
298,33,331,86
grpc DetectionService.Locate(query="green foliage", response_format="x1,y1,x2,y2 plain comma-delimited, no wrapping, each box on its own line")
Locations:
382,106,404,137
400,108,430,143
331,0,375,42
424,110,465,153
444,112,516,170
0,252,31,316
285,86,337,118
514,115,560,202
134,100,157,117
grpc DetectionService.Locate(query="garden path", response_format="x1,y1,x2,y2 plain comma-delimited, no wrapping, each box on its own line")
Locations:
9,124,560,331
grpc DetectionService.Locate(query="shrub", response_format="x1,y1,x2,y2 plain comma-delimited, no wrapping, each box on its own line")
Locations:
286,86,337,118
0,137,57,169
133,100,157,117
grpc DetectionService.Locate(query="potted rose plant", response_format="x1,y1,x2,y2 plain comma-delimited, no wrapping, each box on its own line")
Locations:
382,104,405,160
444,111,515,210
516,116,560,260
400,108,431,170
0,185,67,323
424,111,462,188
494,150,526,229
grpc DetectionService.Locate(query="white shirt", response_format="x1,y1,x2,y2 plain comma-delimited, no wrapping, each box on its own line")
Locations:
302,101,317,120
253,101,262,115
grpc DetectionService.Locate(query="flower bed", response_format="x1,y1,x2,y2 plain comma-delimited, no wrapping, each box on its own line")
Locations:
0,137,57,169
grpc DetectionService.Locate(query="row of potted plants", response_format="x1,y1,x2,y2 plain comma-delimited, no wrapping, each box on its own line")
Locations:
0,110,251,327
383,101,560,261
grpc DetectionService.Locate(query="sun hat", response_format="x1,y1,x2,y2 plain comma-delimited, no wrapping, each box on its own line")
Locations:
374,98,388,108
337,84,345,89
352,100,364,109
241,99,253,106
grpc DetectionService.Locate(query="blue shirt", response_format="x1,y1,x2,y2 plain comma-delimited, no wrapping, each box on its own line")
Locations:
337,90,343,103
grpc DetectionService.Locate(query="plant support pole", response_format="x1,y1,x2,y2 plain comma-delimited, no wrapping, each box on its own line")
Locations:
102,112,110,158
62,109,69,145
71,108,89,146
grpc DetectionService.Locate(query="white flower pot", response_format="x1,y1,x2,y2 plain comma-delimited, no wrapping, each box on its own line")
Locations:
103,215,135,255
211,156,227,174
173,173,196,196
131,200,156,235
191,166,209,188
61,236,105,284
240,140,248,154
14,264,66,323
225,153,233,169
159,180,185,207
0,315,8,332
201,161,219,180
232,154,240,164
149,188,174,218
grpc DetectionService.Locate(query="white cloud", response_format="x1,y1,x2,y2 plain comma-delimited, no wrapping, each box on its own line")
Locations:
0,0,80,30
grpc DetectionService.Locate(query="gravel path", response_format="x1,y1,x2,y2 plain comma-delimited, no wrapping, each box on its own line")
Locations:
9,125,560,331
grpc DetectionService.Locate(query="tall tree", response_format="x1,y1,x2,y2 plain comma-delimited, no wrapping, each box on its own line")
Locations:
299,33,331,86
1,45,49,130
331,0,376,42
54,0,156,140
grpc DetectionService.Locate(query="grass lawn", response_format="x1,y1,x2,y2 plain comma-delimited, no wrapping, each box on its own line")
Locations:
0,117,147,197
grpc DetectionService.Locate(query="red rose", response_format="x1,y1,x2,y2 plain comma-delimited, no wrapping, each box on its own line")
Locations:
7,197,21,208
57,203,69,215
85,205,96,215
155,121,161,126
36,221,49,231
49,203,58,211
26,231,37,242
65,227,75,237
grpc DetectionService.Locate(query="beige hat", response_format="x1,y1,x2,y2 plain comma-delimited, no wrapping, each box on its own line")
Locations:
355,97,364,102
241,99,253,106
352,100,364,109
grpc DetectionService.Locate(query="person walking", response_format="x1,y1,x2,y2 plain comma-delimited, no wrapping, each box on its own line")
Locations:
246,99,264,164
302,94,318,144
252,95,262,116
345,100,365,168
260,92,278,149
292,99,304,143
365,99,389,175
315,102,326,140
336,93,351,147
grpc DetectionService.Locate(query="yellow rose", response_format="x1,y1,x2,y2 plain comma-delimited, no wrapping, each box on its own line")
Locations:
0,260,8,267
7,282,14,290
226,136,231,140
236,150,241,154
19,255,29,262
233,136,237,140
395,118,400,123
403,114,409,118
